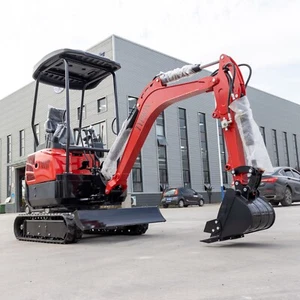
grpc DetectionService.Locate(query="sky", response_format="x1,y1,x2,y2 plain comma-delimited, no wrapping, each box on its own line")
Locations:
0,0,299,103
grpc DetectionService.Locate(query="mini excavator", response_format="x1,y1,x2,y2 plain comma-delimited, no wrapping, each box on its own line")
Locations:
14,49,275,244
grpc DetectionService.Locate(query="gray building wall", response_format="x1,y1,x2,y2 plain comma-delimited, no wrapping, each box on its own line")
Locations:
247,88,300,169
1,35,300,209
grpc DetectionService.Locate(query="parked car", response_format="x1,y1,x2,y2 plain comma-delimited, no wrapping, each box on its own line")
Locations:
258,167,300,206
161,187,204,208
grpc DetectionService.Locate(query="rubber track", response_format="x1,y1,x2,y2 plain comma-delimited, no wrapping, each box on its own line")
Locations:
14,214,149,244
14,213,80,244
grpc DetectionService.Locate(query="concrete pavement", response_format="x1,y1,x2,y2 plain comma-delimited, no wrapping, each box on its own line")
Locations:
1,204,300,300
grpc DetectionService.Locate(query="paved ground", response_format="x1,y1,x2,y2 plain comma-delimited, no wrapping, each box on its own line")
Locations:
1,204,300,300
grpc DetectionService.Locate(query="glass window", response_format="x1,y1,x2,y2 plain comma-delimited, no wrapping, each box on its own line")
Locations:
34,124,40,151
132,154,143,192
158,145,168,186
179,108,185,119
157,136,167,146
127,96,144,192
79,121,107,148
259,126,266,145
284,169,293,177
293,134,299,170
77,105,86,120
156,111,167,191
179,128,187,140
179,108,191,187
292,169,300,179
283,132,290,166
181,139,187,149
272,129,279,167
199,112,211,184
183,170,190,187
218,120,228,184
7,135,12,163
203,171,210,184
7,166,12,197
158,145,167,159
34,124,39,142
184,188,195,196
156,124,164,136
164,188,178,196
20,130,25,156
128,96,138,114
97,97,107,113
182,159,189,170
159,169,168,185
156,112,169,195
179,118,186,129
90,121,107,148
156,114,164,126
99,121,107,148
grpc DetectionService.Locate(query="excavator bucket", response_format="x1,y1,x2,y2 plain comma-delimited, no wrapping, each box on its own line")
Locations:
74,206,166,233
201,189,275,243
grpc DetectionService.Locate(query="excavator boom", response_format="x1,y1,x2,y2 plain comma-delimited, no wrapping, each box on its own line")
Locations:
103,55,246,191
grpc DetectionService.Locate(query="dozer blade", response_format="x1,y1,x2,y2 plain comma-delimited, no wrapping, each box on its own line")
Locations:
201,189,275,243
74,206,166,231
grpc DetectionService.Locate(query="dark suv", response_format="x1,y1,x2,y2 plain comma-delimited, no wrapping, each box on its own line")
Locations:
161,187,204,208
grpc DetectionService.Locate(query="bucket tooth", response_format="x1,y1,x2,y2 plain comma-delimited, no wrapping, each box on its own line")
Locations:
201,188,275,243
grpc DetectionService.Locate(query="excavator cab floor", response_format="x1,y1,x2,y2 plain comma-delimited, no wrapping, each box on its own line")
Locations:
74,206,166,232
201,189,275,243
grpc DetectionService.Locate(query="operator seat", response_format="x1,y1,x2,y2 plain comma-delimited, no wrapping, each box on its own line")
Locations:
44,106,74,148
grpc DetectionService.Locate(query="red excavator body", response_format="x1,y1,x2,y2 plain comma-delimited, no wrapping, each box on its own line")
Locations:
14,49,275,244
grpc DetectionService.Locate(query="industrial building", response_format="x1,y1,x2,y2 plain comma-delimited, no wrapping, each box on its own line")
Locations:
1,35,300,212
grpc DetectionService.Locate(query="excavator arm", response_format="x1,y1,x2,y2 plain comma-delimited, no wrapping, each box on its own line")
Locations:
101,53,276,244
103,54,247,193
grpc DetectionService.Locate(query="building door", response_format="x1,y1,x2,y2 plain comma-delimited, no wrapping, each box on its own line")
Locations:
16,167,26,212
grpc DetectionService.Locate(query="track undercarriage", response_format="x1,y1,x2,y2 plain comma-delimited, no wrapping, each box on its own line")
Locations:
14,213,81,244
14,206,163,244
